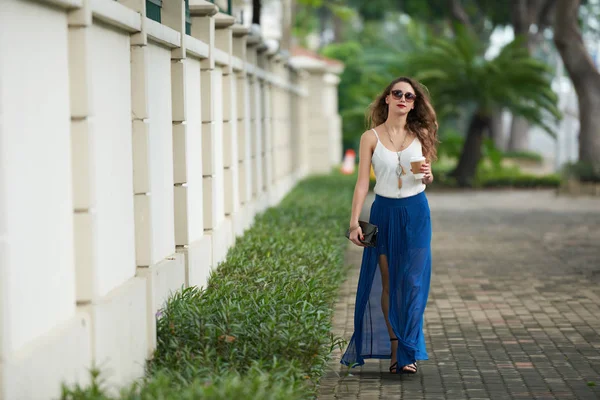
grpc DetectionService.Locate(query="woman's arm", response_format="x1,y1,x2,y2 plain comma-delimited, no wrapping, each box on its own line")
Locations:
420,128,435,185
349,132,375,246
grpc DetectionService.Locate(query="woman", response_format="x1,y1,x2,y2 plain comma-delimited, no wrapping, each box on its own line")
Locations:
341,77,438,375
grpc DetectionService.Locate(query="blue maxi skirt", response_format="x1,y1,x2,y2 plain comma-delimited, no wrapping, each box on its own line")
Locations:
341,191,432,371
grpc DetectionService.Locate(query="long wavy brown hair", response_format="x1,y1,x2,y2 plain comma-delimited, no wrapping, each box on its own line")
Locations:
366,77,439,162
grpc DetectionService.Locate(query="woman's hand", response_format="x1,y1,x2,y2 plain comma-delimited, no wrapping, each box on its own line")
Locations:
349,226,365,247
421,162,434,185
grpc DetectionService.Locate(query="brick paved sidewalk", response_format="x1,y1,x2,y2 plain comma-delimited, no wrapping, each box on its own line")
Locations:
319,191,600,400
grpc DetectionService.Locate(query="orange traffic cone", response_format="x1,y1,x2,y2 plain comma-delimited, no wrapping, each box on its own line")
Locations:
340,149,356,174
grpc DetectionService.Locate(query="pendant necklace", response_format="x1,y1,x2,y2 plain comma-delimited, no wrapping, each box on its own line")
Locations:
384,122,410,189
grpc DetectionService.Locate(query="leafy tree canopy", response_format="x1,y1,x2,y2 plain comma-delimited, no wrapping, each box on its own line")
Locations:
399,0,511,30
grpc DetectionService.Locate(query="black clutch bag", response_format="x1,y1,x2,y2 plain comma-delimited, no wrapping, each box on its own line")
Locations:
345,220,378,247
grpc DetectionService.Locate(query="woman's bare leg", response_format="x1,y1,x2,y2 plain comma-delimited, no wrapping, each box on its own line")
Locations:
379,255,397,372
380,254,417,373
379,255,395,338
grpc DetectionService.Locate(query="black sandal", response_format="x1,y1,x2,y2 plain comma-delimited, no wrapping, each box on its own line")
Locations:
389,338,399,374
400,362,418,374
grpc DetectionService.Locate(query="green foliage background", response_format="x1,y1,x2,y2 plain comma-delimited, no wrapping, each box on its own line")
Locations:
293,0,570,187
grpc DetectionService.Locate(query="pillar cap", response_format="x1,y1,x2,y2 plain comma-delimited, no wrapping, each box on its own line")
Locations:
246,24,262,45
214,12,236,28
189,0,219,16
289,45,344,75
232,24,249,37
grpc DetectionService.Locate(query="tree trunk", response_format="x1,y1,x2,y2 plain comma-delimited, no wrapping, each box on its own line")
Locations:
507,116,530,151
511,0,531,42
490,108,505,150
318,6,329,48
252,0,261,25
451,111,491,187
506,0,536,152
332,12,344,43
449,0,472,30
554,0,600,173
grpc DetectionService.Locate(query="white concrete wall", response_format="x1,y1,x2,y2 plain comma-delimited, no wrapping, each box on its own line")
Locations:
304,72,340,173
0,1,92,398
0,0,342,398
177,56,204,244
143,41,176,266
87,22,137,299
1,0,76,355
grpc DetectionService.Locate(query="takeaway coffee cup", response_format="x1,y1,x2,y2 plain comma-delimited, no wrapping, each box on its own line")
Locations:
410,156,426,180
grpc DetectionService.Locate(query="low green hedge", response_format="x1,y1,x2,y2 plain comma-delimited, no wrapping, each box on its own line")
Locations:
430,164,562,189
479,173,561,188
61,173,355,399
477,166,561,188
502,150,544,163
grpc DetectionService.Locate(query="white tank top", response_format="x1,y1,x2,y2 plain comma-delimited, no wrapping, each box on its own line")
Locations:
371,128,426,199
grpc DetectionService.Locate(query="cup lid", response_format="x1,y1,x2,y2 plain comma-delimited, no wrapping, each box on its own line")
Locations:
410,155,426,161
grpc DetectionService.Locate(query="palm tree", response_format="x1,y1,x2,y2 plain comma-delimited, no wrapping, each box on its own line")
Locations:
405,27,561,187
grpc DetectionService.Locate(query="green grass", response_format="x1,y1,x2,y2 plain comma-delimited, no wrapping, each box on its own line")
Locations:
476,165,561,188
430,163,561,189
502,150,544,163
61,172,356,399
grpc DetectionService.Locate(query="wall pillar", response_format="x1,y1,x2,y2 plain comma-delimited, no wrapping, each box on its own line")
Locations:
215,13,241,239
191,7,231,267
232,24,253,235
72,0,148,391
173,2,214,290
246,33,264,208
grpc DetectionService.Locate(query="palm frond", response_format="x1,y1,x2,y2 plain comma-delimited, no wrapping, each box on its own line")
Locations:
402,28,561,134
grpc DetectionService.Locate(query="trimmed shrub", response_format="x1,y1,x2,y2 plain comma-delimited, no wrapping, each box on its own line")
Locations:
479,173,561,188
61,173,355,399
429,164,561,189
502,150,544,163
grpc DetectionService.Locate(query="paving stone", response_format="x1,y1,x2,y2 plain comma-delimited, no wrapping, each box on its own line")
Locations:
317,191,600,400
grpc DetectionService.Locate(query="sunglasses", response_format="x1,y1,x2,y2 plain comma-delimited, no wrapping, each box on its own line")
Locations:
390,90,416,102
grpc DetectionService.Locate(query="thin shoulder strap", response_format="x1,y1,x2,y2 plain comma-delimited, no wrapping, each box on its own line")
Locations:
371,128,380,141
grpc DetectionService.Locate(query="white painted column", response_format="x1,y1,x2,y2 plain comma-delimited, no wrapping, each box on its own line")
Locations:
272,57,294,197
270,60,281,189
215,14,242,238
290,68,307,178
250,70,261,201
260,51,275,203
194,9,231,266
297,70,311,177
131,17,178,269
232,25,254,234
174,7,213,289
325,73,343,169
286,53,344,176
247,37,264,206
301,69,344,174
